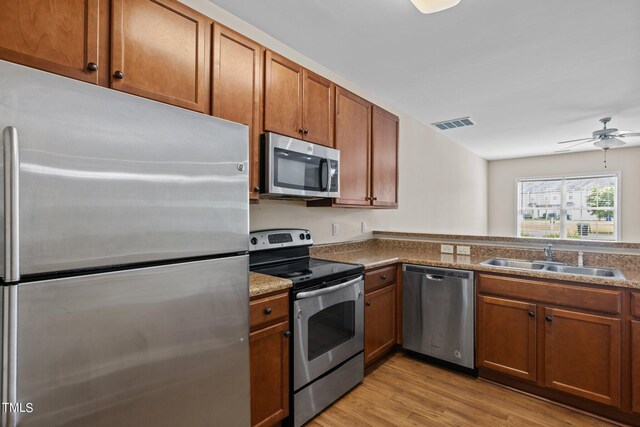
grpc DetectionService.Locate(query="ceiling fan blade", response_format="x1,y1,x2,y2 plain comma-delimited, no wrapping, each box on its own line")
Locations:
617,132,640,138
556,137,593,144
556,139,595,152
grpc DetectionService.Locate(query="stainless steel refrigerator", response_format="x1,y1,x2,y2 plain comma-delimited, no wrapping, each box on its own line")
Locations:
0,60,250,426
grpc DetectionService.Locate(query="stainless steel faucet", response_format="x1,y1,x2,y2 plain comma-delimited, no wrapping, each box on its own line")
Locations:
544,244,554,262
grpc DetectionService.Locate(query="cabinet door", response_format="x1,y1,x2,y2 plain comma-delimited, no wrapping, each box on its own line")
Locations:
111,0,210,112
477,296,537,381
544,307,621,407
371,105,399,208
0,0,105,84
250,320,290,427
365,283,396,366
302,69,334,147
633,321,640,414
334,87,371,206
212,24,262,200
264,50,303,139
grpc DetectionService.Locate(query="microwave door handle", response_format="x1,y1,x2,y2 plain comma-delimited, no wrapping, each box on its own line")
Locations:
320,158,329,192
296,275,363,299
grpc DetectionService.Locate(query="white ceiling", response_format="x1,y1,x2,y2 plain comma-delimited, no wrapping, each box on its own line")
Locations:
210,0,640,160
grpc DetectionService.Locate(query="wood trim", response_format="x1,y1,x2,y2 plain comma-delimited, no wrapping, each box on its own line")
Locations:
632,320,640,413
544,307,621,407
110,0,210,112
478,273,622,315
477,296,538,381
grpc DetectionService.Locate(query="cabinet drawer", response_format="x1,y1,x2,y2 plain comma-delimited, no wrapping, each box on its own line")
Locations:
478,274,621,315
365,265,397,293
250,292,289,330
632,292,640,318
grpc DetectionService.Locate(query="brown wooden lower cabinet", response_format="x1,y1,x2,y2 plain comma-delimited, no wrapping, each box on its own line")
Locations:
477,296,537,381
364,283,396,366
250,291,290,427
476,273,636,424
631,320,640,414
544,307,621,407
364,265,398,366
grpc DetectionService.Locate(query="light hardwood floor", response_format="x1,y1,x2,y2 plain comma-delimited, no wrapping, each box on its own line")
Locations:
307,353,615,426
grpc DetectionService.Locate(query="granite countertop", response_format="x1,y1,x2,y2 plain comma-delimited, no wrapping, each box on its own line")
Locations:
313,247,640,290
249,272,292,298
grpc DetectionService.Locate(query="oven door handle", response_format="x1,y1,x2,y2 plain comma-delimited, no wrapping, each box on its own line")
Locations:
296,275,363,299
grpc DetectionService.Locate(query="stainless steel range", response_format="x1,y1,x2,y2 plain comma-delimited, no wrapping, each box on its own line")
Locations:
249,229,364,426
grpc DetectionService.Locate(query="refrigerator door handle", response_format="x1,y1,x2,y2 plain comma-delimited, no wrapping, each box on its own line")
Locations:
3,126,19,282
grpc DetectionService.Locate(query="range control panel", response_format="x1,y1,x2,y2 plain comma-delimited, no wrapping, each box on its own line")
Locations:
249,229,313,251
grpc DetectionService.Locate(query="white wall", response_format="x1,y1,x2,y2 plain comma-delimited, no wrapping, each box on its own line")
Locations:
488,147,640,242
183,0,489,243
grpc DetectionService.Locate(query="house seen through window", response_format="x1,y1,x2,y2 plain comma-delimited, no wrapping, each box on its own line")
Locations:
517,174,619,241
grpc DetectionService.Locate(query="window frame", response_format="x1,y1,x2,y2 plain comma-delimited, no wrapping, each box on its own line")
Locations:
515,171,621,241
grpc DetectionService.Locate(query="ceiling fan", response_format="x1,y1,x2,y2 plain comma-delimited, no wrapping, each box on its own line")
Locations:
555,117,640,167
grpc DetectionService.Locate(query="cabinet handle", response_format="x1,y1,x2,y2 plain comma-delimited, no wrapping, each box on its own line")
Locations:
373,196,378,201
380,275,387,280
298,128,304,134
303,129,309,135
87,62,98,72
545,315,552,322
113,70,125,79
366,301,371,306
253,186,260,192
283,331,291,337
264,307,272,315
365,196,371,201
528,311,535,318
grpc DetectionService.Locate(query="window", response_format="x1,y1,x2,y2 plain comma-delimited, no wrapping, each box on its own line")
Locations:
517,174,619,241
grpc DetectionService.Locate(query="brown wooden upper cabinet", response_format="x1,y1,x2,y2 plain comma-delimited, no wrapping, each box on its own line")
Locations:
333,87,372,206
264,50,334,147
111,0,210,112
0,0,109,85
371,106,399,207
211,24,263,200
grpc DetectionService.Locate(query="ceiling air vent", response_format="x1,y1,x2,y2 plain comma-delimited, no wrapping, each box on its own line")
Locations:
432,117,475,130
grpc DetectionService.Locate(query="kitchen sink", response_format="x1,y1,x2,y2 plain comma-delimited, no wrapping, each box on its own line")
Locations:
544,264,625,279
480,258,625,279
481,258,546,270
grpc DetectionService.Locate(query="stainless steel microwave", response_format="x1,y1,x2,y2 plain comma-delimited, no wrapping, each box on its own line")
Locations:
261,132,340,199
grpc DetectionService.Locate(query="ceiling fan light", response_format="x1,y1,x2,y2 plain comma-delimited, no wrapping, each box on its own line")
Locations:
410,0,461,14
594,137,625,150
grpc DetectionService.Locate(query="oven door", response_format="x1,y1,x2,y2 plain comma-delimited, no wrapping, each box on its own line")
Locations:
264,132,339,198
293,275,364,390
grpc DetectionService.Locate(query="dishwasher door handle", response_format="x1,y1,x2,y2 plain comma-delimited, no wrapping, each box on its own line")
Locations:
425,274,445,281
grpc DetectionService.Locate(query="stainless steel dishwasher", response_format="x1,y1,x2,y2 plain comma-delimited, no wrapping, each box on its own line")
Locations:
402,264,475,370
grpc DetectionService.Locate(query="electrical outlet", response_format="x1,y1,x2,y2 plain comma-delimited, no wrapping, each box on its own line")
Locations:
332,223,340,236
361,222,366,234
441,244,454,254
457,245,471,255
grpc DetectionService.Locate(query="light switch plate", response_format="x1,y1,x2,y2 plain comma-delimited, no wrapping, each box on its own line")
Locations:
332,223,340,236
457,245,471,255
441,244,454,254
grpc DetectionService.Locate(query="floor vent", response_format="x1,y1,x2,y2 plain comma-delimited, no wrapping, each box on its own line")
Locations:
432,117,475,130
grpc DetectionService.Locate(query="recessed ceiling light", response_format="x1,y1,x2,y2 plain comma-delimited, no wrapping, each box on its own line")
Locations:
410,0,461,14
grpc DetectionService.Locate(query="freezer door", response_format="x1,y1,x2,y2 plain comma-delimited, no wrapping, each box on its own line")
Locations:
0,60,249,277
11,256,249,427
